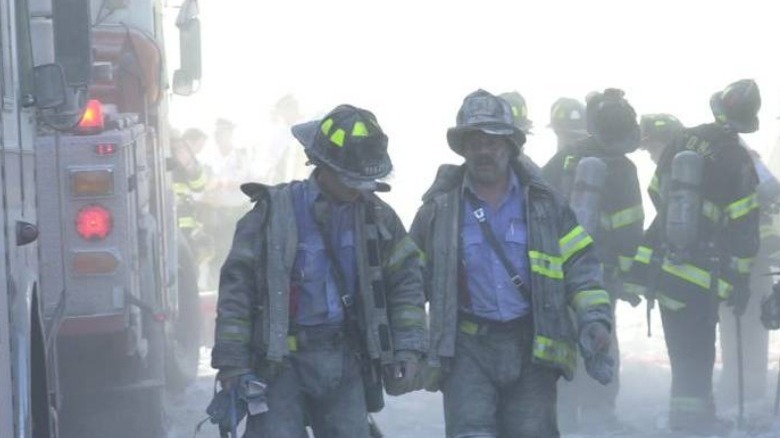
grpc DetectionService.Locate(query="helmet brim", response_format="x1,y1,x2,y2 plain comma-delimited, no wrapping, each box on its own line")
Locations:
447,124,526,156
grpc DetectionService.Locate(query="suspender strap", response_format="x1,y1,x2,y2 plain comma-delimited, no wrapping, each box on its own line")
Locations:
464,190,532,302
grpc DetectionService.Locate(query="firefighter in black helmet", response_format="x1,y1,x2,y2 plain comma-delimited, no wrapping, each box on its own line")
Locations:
499,91,534,135
542,88,644,434
639,113,685,164
626,79,761,436
549,97,588,152
211,104,427,437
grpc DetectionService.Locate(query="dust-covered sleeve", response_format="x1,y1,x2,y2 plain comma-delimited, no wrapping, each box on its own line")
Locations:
211,202,266,371
720,149,760,286
558,203,613,331
381,205,428,354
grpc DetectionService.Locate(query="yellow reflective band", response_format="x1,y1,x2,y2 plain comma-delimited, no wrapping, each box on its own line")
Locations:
649,175,660,194
559,225,593,263
654,120,668,127
634,246,653,264
529,251,564,279
215,318,251,343
563,155,578,170
623,282,647,297
661,260,711,290
717,279,733,299
188,170,207,191
604,205,644,230
619,255,634,272
572,289,611,312
173,182,189,195
287,335,298,352
386,236,422,274
352,121,369,137
533,335,576,373
391,305,426,330
459,320,479,335
701,200,721,223
330,129,346,147
178,216,197,229
321,118,334,136
511,106,519,117
657,293,686,311
725,193,759,220
729,256,753,275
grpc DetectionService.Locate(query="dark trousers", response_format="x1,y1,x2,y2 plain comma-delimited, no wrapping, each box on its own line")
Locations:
442,316,559,438
243,326,369,438
661,300,718,427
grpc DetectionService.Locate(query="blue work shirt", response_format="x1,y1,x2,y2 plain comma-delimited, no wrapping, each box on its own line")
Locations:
461,173,531,321
291,178,357,326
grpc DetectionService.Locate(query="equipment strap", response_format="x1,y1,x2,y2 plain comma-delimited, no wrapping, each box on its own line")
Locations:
464,190,532,302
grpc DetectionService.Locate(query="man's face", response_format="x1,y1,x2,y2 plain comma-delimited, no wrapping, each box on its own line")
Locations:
461,131,513,185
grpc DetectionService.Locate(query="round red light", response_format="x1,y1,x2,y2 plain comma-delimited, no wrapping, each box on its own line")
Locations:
76,205,113,240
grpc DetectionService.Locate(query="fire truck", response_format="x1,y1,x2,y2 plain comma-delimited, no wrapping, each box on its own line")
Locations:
32,0,203,436
1,0,89,436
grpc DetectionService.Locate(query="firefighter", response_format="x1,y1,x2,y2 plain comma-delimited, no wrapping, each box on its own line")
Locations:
548,97,588,152
172,128,208,238
541,88,644,434
718,139,780,402
211,104,427,437
626,79,761,436
639,113,685,165
410,89,613,437
499,91,534,135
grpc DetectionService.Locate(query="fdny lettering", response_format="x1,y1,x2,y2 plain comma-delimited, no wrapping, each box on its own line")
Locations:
684,135,712,159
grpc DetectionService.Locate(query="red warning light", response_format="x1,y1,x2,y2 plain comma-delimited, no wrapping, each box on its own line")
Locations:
95,143,116,155
75,100,105,134
75,205,113,240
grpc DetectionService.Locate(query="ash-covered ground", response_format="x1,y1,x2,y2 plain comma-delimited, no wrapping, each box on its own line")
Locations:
170,305,780,438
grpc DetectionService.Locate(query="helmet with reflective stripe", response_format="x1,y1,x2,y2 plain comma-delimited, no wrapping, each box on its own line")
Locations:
499,91,533,134
291,104,392,182
586,88,640,153
549,97,586,136
640,114,684,145
710,79,761,133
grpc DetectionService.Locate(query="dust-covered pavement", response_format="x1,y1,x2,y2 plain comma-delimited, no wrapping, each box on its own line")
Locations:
171,304,780,437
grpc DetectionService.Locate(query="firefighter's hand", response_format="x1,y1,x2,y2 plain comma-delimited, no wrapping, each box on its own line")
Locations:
383,350,422,396
584,351,615,385
421,362,442,392
619,291,642,307
579,322,611,357
579,322,614,385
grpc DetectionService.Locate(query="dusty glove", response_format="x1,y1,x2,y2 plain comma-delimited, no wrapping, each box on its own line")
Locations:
419,361,442,393
579,322,614,385
383,350,422,396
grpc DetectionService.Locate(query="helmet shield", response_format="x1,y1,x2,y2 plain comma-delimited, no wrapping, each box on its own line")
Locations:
447,89,527,156
292,105,392,182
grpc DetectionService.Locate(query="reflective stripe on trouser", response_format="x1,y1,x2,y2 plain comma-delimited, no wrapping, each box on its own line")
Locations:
243,338,369,438
442,324,559,438
660,301,718,427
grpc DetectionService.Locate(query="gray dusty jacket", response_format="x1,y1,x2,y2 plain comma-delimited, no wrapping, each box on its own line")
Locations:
409,157,612,379
211,181,428,373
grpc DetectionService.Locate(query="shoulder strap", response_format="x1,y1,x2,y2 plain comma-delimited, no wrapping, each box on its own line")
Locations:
464,190,532,302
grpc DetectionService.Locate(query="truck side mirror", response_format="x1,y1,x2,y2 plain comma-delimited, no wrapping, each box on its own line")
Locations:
33,63,67,109
173,0,201,96
52,0,92,87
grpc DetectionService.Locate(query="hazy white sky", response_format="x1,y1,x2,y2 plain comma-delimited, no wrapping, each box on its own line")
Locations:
168,0,780,222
